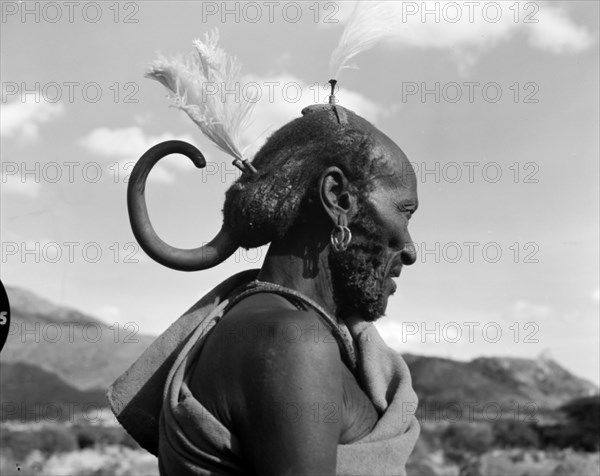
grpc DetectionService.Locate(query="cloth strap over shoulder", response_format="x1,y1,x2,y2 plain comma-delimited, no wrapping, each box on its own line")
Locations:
108,271,420,476
230,279,357,372
107,270,358,455
157,278,420,476
106,269,260,455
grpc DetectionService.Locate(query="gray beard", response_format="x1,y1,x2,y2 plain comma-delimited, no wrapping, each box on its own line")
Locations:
328,204,389,322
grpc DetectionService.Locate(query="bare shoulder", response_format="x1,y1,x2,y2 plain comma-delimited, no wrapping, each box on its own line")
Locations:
227,294,345,474
217,291,345,407
192,292,346,475
222,292,343,369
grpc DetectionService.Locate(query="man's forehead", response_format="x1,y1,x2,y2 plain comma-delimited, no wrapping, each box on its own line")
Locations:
368,129,417,192
314,106,416,191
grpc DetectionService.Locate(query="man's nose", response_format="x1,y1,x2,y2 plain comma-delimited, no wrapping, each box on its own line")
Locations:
400,230,416,265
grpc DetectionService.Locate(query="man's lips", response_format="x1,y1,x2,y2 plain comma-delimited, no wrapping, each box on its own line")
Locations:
388,278,398,294
384,257,403,295
384,255,403,279
389,264,402,278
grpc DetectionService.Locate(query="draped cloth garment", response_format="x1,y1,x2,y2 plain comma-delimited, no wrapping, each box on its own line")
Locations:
107,270,420,476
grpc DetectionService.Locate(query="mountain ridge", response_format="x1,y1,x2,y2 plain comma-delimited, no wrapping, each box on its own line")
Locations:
404,353,598,411
1,286,155,391
1,285,597,422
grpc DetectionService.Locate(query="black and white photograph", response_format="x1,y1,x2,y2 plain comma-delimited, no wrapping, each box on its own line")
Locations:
1,1,599,475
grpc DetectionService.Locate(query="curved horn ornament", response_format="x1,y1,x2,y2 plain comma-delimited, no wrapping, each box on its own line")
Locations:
127,140,239,271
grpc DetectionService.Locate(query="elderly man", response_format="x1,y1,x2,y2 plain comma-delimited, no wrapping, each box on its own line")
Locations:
109,102,420,475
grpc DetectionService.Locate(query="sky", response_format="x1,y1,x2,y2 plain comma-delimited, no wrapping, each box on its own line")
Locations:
1,1,599,385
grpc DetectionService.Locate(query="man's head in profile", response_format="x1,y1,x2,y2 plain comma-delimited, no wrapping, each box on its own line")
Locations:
223,103,418,322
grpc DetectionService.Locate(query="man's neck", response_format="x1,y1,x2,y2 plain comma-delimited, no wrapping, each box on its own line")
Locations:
257,234,338,318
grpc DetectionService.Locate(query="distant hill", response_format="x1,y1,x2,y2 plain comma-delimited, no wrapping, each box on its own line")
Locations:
1,286,155,391
404,354,598,412
0,362,107,421
0,285,597,424
5,286,107,327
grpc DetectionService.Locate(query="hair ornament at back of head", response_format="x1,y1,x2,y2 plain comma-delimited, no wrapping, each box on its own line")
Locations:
146,29,258,174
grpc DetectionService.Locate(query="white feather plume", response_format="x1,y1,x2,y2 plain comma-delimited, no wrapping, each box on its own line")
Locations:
146,29,255,161
329,1,397,80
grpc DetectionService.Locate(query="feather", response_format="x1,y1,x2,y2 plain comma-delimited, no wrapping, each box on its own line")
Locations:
329,1,397,80
146,29,255,161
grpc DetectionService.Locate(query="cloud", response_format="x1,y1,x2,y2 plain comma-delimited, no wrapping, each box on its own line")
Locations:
78,127,195,184
375,319,420,350
0,100,64,142
79,127,192,160
1,175,41,198
329,1,594,74
504,299,553,322
239,73,394,157
528,5,595,53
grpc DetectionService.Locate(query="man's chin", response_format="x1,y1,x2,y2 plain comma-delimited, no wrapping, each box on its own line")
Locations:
332,277,392,323
355,295,388,323
363,312,385,323
329,251,390,322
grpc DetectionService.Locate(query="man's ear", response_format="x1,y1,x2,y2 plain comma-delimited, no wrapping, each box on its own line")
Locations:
318,166,357,225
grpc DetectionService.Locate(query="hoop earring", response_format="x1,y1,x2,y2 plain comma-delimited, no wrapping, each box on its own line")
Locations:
330,214,352,251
